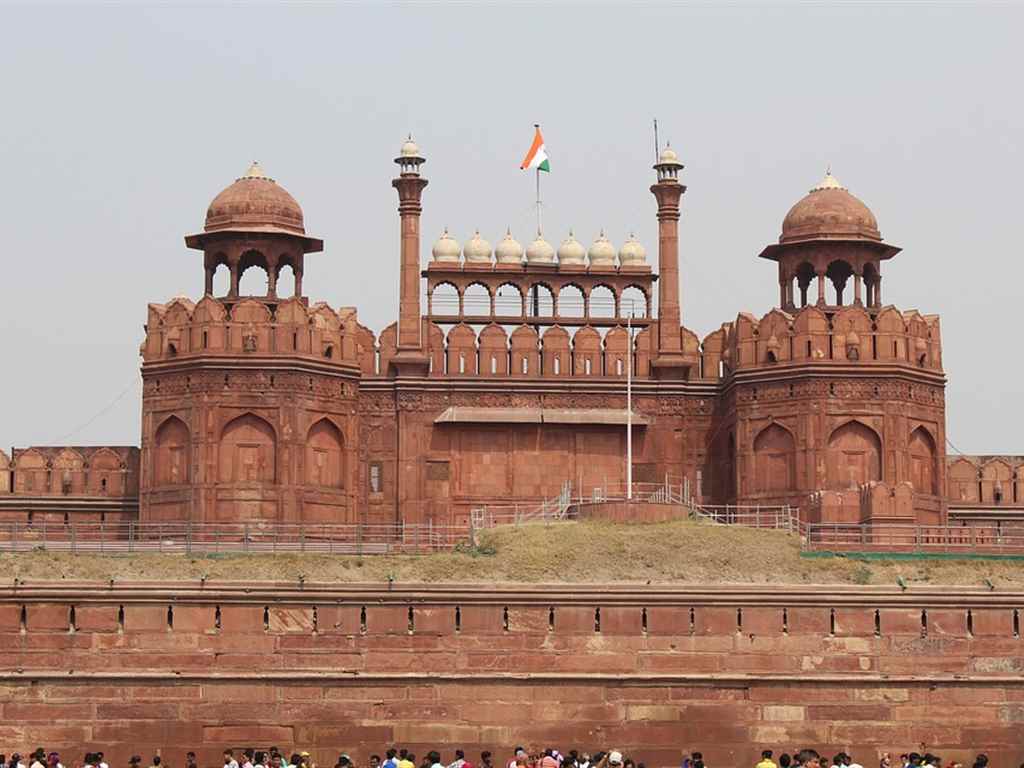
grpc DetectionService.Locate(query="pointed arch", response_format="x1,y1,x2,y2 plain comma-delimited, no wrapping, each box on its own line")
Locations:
219,413,276,484
753,423,796,492
155,415,191,486
827,420,882,489
306,418,345,489
908,426,938,495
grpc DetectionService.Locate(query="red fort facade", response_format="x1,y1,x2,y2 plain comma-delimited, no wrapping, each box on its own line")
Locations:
12,140,1012,530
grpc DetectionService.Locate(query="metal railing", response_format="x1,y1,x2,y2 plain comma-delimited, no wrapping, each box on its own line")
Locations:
0,520,475,556
469,482,574,534
804,522,1024,554
688,503,803,534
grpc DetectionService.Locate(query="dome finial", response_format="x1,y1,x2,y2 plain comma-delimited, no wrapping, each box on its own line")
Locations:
240,161,272,181
811,168,846,192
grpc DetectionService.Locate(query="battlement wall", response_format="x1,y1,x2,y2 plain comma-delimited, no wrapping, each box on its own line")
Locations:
1,584,1021,767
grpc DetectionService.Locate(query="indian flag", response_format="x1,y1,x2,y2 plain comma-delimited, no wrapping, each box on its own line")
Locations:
520,125,550,172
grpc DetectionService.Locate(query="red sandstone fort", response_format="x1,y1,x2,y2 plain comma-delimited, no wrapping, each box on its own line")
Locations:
0,139,1018,531
1,141,1023,768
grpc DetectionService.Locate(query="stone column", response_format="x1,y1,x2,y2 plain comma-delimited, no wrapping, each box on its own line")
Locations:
816,270,826,305
854,273,863,306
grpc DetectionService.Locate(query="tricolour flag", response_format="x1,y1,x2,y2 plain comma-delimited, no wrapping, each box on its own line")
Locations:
520,125,550,172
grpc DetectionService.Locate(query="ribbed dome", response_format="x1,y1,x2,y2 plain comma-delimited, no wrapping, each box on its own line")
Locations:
780,171,881,244
463,230,493,263
557,231,586,265
588,230,617,266
619,233,647,265
204,162,305,235
400,135,421,158
495,229,523,264
526,233,555,264
432,228,461,262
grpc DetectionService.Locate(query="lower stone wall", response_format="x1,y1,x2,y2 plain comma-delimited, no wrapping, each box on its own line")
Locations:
0,585,1022,768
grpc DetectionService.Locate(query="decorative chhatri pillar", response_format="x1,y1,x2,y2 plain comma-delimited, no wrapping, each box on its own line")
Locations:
390,136,430,376
649,144,689,378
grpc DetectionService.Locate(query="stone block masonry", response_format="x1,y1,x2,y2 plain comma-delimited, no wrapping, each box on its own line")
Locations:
0,583,1022,768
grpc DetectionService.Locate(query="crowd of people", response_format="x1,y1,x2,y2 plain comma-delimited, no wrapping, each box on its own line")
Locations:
0,747,1012,768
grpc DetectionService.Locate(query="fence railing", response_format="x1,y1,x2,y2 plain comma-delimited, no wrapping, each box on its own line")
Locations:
804,522,1024,553
0,520,479,556
688,503,803,534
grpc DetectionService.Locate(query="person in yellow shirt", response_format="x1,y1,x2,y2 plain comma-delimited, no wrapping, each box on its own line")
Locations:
757,752,778,768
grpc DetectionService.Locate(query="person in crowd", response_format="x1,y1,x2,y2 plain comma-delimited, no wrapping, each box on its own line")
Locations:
241,750,254,768
148,757,162,768
447,752,465,768
757,751,777,768
794,750,820,768
254,754,266,768
46,754,62,768
779,755,791,768
507,750,527,768
541,751,559,768
29,750,45,768
383,751,398,768
185,755,197,768
369,756,381,768
397,753,414,768
427,753,443,768
97,754,109,768
480,753,493,768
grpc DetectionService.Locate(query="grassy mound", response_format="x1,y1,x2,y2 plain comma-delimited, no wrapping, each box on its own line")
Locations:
2,519,1023,586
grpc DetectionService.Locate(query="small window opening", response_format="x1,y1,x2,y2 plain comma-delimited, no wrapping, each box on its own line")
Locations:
689,607,695,635
203,330,209,349
491,356,497,374
521,357,528,375
117,605,125,633
806,340,812,357
360,606,367,634
407,606,414,633
920,609,928,638
736,608,743,633
641,607,648,634
293,331,298,350
967,609,974,637
584,359,592,375
1013,609,1020,638
20,605,27,632
168,342,177,357
548,606,555,632
459,353,466,374
312,606,319,634
69,606,77,633
782,607,789,635
455,606,461,633
874,609,881,637
324,345,333,359
263,606,270,631
766,350,777,364
829,608,836,636
554,357,561,375
594,607,601,633
616,359,623,376
214,605,222,631
503,606,510,632
167,605,174,630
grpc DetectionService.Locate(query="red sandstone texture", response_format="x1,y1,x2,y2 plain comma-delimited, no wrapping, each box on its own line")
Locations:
0,584,1022,765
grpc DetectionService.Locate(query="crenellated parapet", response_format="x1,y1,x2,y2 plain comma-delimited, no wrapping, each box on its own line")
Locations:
713,304,942,375
141,295,361,369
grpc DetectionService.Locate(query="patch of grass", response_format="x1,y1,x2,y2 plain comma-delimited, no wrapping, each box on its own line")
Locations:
2,519,1023,586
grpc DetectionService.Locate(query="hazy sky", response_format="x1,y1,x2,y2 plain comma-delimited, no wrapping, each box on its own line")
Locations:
1,3,1021,454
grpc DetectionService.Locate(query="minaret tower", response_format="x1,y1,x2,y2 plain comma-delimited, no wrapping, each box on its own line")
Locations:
650,144,689,378
390,136,431,376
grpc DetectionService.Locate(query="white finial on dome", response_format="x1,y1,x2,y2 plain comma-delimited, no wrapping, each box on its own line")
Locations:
463,229,493,263
588,229,617,266
557,229,586,265
239,161,273,182
659,142,679,164
619,232,647,265
431,227,461,263
811,167,846,192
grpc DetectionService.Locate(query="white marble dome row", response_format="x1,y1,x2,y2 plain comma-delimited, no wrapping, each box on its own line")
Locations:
431,229,647,267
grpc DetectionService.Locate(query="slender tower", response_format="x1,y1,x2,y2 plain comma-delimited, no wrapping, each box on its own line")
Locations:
650,144,689,378
390,136,431,376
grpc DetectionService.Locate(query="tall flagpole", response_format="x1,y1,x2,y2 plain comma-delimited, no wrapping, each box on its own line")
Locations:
535,167,542,234
627,308,633,500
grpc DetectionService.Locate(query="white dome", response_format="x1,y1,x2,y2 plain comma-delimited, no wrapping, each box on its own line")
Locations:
557,230,586,265
658,144,682,165
495,229,523,264
431,228,461,262
619,233,647,265
525,233,555,264
463,230,493,263
400,135,421,158
588,230,617,266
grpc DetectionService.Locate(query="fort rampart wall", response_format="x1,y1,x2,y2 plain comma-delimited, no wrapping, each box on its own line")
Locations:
1,584,1022,766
